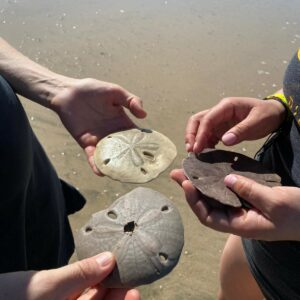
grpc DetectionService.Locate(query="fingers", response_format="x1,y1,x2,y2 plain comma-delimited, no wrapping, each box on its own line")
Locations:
193,99,238,152
171,171,273,237
114,86,147,119
185,110,208,152
170,169,213,225
127,94,147,119
187,97,265,153
77,285,107,300
84,145,104,176
124,289,140,300
181,180,270,237
185,113,200,151
221,113,263,145
105,288,140,300
171,168,277,238
78,287,140,300
48,252,115,299
182,180,211,221
170,169,187,186
224,174,273,213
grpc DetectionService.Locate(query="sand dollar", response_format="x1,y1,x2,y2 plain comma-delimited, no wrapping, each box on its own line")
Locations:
183,149,281,208
94,128,177,183
75,187,184,288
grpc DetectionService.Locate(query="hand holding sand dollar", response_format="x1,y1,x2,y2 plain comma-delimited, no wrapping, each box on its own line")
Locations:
75,187,184,288
182,149,281,208
94,128,177,183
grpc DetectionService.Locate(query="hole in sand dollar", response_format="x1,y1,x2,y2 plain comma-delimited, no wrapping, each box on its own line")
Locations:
140,128,152,133
107,210,118,219
161,205,169,212
140,168,148,175
192,175,199,180
159,252,168,264
124,221,136,233
107,136,112,138
85,226,93,233
143,151,155,160
103,158,111,165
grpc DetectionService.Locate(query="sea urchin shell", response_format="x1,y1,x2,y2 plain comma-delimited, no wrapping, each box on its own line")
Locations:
75,187,184,288
93,128,177,183
183,149,281,208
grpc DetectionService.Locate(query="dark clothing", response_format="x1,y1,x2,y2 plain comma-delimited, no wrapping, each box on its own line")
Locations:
242,49,300,300
0,75,85,272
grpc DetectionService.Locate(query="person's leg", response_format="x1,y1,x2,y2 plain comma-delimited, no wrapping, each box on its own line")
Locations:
0,75,75,271
218,235,264,300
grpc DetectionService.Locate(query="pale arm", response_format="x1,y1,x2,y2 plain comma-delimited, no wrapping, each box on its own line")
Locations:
0,37,75,108
0,37,147,173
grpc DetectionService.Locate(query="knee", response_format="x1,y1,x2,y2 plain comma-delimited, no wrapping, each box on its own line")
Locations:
217,289,227,300
217,276,234,300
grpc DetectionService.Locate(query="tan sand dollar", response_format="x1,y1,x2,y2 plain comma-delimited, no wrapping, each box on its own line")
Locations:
94,128,177,183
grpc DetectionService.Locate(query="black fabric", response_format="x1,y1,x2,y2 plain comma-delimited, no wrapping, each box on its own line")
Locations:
242,50,300,300
0,75,85,272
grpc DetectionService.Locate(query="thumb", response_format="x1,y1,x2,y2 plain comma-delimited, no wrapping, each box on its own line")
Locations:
127,94,147,119
224,174,272,213
114,87,147,119
48,252,115,299
221,114,260,145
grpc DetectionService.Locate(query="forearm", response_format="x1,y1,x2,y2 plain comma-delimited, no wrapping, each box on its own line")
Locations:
0,37,76,108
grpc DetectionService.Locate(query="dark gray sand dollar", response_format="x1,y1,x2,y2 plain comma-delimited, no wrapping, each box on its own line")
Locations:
183,149,281,208
75,187,184,288
94,128,177,183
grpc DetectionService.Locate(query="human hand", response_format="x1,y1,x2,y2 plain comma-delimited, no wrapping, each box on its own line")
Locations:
50,78,147,174
171,169,300,241
185,97,285,153
0,252,140,300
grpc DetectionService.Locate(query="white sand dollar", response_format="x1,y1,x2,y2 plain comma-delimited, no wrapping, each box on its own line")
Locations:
94,128,177,183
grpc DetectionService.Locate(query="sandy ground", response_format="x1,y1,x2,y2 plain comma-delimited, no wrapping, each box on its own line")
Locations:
1,0,300,298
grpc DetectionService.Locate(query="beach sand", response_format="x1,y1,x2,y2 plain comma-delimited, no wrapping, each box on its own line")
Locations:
1,0,300,298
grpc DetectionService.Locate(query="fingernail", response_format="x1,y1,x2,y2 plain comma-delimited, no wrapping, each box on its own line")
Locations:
193,142,198,151
96,252,113,267
185,143,190,151
222,132,237,145
224,174,237,187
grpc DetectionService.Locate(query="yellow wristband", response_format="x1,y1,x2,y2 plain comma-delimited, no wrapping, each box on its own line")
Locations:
264,93,288,105
263,93,292,122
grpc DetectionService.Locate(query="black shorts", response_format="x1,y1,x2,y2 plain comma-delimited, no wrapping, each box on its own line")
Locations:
242,129,300,300
0,75,85,272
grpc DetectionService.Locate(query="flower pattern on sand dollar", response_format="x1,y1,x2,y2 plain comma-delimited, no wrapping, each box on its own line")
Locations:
94,128,177,183
110,131,159,166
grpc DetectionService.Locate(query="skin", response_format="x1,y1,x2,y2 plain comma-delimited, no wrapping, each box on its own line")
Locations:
171,95,300,299
218,235,264,300
0,37,146,299
0,252,140,300
184,96,284,152
171,170,300,241
0,37,147,175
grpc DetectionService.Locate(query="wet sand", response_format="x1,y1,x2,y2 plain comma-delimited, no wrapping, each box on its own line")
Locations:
1,0,300,298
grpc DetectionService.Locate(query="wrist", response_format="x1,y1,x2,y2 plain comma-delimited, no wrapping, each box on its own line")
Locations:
267,99,286,125
40,74,78,109
0,38,79,109
263,92,292,124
